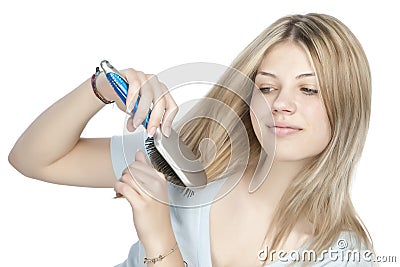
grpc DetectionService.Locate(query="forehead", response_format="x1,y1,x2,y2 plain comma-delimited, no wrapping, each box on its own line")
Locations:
258,41,314,77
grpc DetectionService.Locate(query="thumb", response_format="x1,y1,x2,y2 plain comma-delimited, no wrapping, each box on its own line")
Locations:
135,150,150,165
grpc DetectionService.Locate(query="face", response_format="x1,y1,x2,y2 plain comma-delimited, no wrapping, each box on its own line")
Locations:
250,41,331,162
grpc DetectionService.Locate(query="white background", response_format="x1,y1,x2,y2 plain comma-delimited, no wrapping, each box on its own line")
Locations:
1,0,399,266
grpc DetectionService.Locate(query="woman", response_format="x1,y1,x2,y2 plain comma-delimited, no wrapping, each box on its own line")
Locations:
9,13,374,266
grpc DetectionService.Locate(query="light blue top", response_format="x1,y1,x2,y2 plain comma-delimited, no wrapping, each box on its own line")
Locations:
110,131,374,267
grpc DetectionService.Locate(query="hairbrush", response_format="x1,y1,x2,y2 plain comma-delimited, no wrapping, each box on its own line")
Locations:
100,60,207,197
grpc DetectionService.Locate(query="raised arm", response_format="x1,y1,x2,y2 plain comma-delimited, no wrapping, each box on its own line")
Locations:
8,73,117,187
8,68,178,188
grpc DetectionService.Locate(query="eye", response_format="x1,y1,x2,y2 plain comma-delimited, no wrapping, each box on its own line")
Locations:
259,87,276,94
300,87,319,95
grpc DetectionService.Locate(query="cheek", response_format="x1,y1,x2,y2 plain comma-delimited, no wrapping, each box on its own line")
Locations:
249,90,274,147
306,103,332,153
250,101,261,141
317,113,331,150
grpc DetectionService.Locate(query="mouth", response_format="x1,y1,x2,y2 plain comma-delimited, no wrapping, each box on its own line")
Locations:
267,125,303,137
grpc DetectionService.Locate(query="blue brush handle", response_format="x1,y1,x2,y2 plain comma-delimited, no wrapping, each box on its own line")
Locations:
106,72,151,128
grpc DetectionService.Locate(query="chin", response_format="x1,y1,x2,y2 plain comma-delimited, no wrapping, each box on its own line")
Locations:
273,154,307,162
272,147,314,163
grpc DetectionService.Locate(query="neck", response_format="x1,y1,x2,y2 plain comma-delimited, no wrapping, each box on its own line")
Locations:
241,159,308,205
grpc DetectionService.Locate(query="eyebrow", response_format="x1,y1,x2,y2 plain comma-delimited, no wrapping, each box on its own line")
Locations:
257,71,315,79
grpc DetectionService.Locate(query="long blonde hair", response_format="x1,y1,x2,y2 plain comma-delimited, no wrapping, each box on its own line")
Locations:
178,13,373,257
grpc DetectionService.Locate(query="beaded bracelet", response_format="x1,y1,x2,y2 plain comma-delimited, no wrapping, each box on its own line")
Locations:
144,242,179,264
91,67,114,104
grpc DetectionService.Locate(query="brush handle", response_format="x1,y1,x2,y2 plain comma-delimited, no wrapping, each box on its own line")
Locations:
106,72,151,128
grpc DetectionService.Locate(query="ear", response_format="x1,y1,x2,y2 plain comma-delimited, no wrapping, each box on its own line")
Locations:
134,149,150,165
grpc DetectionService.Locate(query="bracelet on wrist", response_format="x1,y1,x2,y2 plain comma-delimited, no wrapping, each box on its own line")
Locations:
144,242,179,264
91,67,114,104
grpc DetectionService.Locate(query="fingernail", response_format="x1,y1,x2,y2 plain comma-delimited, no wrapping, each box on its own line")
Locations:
113,193,124,199
148,126,157,137
164,126,171,137
134,119,142,128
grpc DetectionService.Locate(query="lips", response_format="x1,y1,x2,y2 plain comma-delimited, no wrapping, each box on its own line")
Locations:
267,123,303,137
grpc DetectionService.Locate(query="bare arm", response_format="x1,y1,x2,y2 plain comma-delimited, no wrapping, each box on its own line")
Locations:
8,68,177,188
8,76,116,188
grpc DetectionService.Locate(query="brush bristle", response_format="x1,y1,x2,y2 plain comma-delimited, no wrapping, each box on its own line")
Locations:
145,137,184,186
145,137,194,198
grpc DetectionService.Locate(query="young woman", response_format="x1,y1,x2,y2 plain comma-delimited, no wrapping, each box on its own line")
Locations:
9,13,374,266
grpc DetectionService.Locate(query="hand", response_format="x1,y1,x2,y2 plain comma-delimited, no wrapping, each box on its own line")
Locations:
114,150,175,248
97,69,178,137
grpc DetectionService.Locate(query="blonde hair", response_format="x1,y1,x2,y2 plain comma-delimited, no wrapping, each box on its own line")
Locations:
177,13,373,259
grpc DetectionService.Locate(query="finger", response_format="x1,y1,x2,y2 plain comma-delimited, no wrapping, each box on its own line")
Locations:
161,92,179,137
127,168,168,202
125,116,136,132
135,150,150,165
114,180,142,207
120,167,147,195
132,72,153,130
128,160,164,181
121,165,157,200
123,69,140,113
124,161,162,186
127,164,166,200
145,75,170,137
147,96,166,137
126,161,169,202
145,76,177,138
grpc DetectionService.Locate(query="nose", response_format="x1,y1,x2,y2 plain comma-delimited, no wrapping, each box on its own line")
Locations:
271,89,296,115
